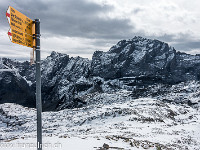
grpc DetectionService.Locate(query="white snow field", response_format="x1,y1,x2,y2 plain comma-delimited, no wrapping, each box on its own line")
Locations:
0,90,200,150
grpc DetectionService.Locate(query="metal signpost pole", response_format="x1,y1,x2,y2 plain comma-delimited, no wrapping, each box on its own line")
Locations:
6,7,42,149
35,19,42,150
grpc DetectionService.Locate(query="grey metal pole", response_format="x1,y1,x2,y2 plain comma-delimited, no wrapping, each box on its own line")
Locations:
35,19,42,150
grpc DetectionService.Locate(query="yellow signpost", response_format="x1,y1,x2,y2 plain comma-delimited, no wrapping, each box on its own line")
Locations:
6,6,35,48
6,6,33,36
8,28,33,48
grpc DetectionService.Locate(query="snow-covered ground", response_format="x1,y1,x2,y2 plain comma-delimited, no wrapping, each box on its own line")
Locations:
0,90,200,150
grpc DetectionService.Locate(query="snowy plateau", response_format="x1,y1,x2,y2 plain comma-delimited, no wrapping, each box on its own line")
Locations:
0,36,200,150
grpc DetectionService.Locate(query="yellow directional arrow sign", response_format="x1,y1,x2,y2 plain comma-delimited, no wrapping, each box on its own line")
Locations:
8,28,33,48
6,6,33,36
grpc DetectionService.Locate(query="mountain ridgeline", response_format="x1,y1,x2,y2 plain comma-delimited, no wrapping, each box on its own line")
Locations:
0,36,200,111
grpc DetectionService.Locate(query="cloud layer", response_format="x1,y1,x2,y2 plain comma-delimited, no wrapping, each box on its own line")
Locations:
0,0,199,60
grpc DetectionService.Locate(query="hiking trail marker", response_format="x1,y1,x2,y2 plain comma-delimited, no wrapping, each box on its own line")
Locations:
6,6,33,36
6,6,36,63
6,6,42,150
7,28,34,48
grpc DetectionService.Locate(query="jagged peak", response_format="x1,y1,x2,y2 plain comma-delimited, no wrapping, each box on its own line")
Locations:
49,51,68,58
50,51,57,56
108,36,172,54
71,56,90,62
132,36,150,41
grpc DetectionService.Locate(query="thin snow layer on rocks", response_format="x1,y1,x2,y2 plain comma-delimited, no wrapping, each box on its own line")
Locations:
0,90,200,150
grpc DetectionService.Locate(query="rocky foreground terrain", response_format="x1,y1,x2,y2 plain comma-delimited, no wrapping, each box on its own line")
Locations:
0,81,199,149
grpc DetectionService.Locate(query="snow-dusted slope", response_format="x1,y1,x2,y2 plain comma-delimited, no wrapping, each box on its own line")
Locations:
0,84,200,150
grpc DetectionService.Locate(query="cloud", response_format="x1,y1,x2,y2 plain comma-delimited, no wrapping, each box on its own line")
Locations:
6,0,134,39
143,32,200,53
0,0,200,61
172,41,200,52
0,0,135,60
132,8,144,14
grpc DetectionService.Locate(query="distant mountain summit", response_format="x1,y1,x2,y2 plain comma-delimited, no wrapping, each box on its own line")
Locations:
1,36,200,111
91,36,200,83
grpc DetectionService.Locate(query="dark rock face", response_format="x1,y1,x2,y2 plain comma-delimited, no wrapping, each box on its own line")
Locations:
173,52,200,82
0,36,200,111
91,36,200,84
0,61,35,108
40,52,91,111
91,37,176,79
0,53,91,111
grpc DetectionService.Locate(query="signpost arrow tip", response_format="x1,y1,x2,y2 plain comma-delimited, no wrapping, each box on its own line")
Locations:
6,6,10,24
6,12,10,17
7,28,12,42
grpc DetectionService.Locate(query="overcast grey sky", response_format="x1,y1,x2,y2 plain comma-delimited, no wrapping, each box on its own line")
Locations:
0,0,200,60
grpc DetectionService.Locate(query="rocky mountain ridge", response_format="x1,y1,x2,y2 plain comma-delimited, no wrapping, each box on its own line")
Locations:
0,36,200,111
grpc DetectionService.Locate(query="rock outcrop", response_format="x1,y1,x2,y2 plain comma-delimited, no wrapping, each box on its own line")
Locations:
1,36,200,111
